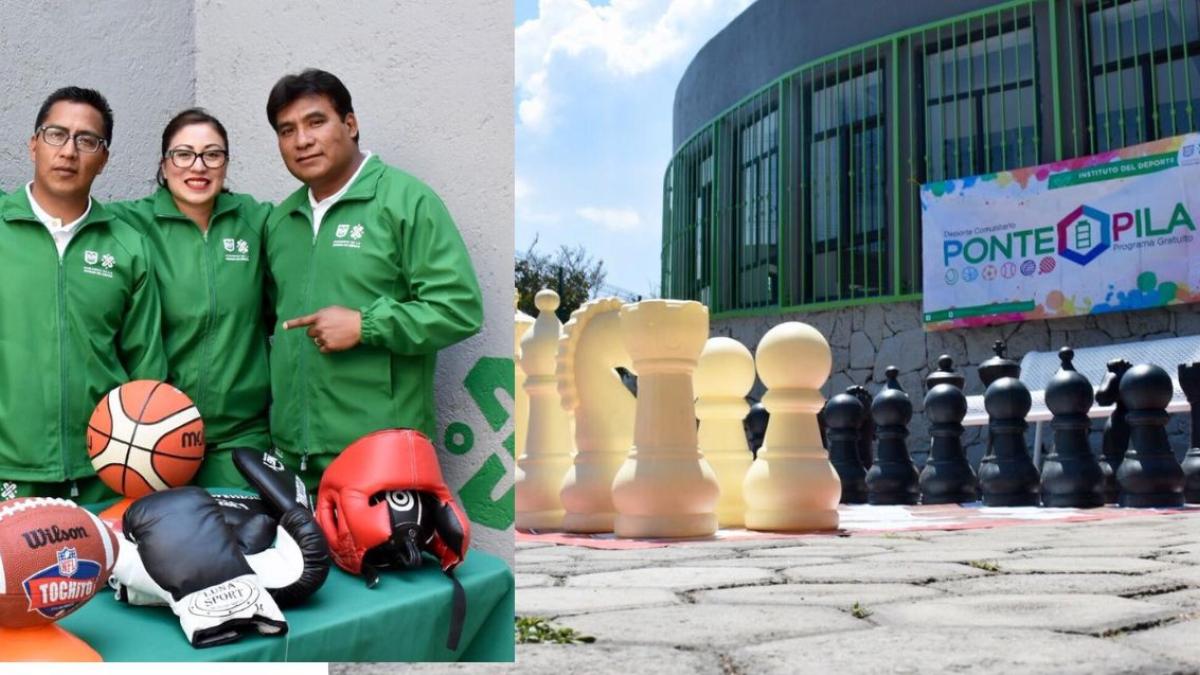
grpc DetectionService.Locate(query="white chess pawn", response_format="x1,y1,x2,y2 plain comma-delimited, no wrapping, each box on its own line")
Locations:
743,322,840,532
557,298,634,532
515,289,573,530
514,290,535,476
610,299,718,538
696,337,755,528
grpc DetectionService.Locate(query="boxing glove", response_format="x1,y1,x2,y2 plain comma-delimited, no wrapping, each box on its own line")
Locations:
117,486,288,648
211,449,330,606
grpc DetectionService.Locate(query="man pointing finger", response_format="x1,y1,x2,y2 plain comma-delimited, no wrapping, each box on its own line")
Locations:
264,69,483,488
283,306,362,354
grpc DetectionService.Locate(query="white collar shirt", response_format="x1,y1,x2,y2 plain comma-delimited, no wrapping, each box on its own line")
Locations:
27,182,91,259
308,151,373,238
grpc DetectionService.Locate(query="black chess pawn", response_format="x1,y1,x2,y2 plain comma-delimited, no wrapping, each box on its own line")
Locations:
743,398,769,458
978,340,1022,479
1178,362,1200,503
1095,359,1132,503
1039,347,1104,508
848,385,875,470
1117,363,1185,507
867,366,919,505
921,381,977,504
926,354,965,394
979,376,1040,506
824,391,868,504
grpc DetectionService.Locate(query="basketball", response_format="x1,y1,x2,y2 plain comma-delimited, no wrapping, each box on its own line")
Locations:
86,380,205,498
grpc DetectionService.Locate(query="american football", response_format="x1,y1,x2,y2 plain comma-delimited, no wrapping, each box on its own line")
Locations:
0,498,119,628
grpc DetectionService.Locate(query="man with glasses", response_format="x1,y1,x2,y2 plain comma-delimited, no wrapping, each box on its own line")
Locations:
264,69,483,488
0,86,167,502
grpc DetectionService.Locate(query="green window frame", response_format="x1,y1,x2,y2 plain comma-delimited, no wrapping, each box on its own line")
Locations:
1082,0,1200,152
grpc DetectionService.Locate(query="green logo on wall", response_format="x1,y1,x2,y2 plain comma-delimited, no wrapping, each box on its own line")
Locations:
444,356,514,530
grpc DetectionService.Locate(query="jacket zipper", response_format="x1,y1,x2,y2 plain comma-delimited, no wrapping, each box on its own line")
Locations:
300,219,320,470
56,251,69,484
198,225,216,421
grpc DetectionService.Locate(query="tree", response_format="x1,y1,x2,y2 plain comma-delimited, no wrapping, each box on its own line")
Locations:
515,236,607,322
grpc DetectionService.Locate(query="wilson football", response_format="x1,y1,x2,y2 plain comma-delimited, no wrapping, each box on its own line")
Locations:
0,498,119,628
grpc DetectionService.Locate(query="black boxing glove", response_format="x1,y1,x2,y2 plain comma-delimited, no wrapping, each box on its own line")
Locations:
216,449,331,606
115,486,287,648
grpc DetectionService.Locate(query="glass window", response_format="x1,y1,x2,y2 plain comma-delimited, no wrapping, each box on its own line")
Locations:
806,66,887,303
725,100,779,309
924,24,1039,179
1086,0,1200,150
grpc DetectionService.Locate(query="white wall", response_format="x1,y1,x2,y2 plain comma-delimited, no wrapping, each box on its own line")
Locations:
0,0,195,197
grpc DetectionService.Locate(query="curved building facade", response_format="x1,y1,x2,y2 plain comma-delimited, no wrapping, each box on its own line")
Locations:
663,0,1200,460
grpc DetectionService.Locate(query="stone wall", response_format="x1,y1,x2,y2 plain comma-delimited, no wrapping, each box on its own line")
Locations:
713,300,1200,466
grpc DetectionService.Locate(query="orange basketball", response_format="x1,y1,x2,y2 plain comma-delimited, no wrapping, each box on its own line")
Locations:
86,380,205,498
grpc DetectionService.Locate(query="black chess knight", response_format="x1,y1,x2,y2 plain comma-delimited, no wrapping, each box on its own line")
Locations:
1095,358,1132,503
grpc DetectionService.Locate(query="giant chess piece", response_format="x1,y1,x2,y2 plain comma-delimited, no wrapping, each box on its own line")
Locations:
743,399,769,457
557,298,635,533
610,300,719,537
921,369,977,504
1177,362,1200,503
978,341,1021,475
979,340,1021,387
514,291,535,482
866,366,919,505
1095,358,1132,503
848,385,875,469
1039,347,1104,508
824,390,868,504
926,354,965,393
515,289,574,530
696,337,756,527
1117,363,1185,507
979,376,1040,506
743,322,841,531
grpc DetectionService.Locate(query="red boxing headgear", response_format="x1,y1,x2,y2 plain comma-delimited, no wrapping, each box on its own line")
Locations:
316,429,470,576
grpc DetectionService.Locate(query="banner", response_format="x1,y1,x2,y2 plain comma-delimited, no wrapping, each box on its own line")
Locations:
920,133,1200,331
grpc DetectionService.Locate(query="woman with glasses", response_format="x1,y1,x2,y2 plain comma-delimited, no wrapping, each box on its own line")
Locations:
108,108,272,488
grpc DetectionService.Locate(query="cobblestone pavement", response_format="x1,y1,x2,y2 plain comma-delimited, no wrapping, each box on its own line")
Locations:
336,511,1200,674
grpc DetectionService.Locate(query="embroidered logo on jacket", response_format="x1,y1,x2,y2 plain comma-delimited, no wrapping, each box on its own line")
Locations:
82,250,115,278
223,238,250,262
332,223,364,249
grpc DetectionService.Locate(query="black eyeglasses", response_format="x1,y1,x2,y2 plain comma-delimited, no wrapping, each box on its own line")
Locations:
37,125,107,154
166,148,229,169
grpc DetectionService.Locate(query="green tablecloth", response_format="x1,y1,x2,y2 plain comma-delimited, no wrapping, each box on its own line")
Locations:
58,550,514,662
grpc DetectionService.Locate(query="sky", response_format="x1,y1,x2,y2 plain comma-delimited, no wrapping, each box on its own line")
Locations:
515,0,753,298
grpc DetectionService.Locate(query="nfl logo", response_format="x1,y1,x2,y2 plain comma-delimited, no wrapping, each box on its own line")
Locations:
57,547,79,578
84,250,99,265
1185,145,1195,158
223,238,236,252
336,224,350,238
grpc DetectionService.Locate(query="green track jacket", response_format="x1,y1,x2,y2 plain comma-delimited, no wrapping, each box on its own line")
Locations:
108,189,272,451
0,189,168,482
265,155,483,461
